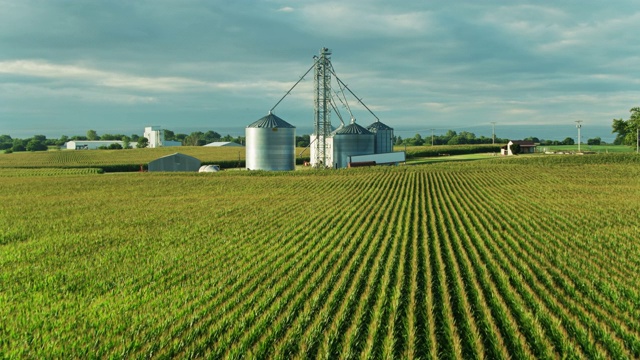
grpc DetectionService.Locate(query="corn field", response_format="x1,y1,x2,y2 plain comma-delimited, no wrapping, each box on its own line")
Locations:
1,155,639,358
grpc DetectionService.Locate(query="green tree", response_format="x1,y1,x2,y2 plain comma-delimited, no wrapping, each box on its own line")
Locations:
562,137,575,145
137,137,149,148
164,129,175,141
204,131,222,143
184,131,205,146
0,135,12,150
587,137,601,146
26,139,48,151
611,107,640,146
122,136,130,149
100,134,119,140
447,136,460,145
56,135,69,147
296,134,310,148
12,139,26,152
87,130,99,140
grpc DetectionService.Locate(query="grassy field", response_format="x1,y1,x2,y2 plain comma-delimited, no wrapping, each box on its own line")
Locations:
0,147,249,170
1,154,639,358
539,144,636,153
0,144,501,171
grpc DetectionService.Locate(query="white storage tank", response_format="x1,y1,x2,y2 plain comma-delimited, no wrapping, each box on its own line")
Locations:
332,121,374,169
367,121,394,154
246,112,296,171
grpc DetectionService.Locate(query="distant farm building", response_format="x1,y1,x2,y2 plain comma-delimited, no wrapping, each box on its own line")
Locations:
66,140,127,150
204,142,244,147
502,140,537,155
144,126,182,148
148,153,201,172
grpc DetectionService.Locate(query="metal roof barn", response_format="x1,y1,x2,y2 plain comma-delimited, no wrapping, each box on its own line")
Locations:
148,153,201,172
367,121,394,154
332,122,374,169
245,112,296,171
204,142,243,147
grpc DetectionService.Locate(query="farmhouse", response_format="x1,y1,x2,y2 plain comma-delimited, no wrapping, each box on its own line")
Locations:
501,140,537,155
148,153,201,172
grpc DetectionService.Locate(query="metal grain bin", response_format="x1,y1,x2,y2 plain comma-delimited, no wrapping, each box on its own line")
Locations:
246,112,296,171
366,121,394,154
332,121,374,169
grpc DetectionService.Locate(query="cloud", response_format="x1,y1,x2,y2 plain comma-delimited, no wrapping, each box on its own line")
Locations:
0,60,296,95
295,2,434,38
2,1,639,138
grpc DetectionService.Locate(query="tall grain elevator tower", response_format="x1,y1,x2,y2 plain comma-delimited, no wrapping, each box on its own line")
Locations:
311,48,333,168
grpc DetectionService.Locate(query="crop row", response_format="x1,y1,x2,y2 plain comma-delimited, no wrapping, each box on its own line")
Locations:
1,156,639,358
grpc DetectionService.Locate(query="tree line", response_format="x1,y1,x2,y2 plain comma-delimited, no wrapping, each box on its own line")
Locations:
394,131,603,147
1,129,247,153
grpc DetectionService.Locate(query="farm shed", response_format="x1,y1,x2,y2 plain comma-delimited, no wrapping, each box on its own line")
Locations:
501,140,537,155
204,142,244,147
148,153,201,172
66,140,129,150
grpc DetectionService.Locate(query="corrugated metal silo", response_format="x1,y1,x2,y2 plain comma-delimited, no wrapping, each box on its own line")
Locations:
332,121,374,168
246,112,296,171
367,121,394,154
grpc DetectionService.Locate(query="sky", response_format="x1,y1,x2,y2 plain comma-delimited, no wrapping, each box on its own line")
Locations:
2,0,639,142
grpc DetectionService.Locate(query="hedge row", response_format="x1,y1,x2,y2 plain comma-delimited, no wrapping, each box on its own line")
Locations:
402,144,503,158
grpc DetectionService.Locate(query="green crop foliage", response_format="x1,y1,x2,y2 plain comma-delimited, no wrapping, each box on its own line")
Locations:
1,154,639,358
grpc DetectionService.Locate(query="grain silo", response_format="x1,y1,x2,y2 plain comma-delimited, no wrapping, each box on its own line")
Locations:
367,120,394,154
332,120,374,168
245,111,296,171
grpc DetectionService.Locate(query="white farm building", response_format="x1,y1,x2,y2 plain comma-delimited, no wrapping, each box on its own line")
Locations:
66,141,128,150
204,142,244,147
144,126,182,148
65,126,182,150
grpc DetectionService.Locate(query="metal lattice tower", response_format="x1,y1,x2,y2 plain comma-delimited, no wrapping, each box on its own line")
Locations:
313,48,332,167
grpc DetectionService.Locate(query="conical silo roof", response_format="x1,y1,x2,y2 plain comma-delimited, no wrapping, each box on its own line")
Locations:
334,122,372,135
366,120,393,131
247,112,295,128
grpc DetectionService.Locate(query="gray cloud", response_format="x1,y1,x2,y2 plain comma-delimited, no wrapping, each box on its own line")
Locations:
1,0,639,139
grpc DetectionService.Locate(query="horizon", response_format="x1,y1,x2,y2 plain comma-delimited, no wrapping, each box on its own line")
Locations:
2,123,617,144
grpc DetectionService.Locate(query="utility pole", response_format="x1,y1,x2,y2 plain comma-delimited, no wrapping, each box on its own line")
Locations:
490,122,496,145
575,120,583,152
637,127,639,154
430,128,435,146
